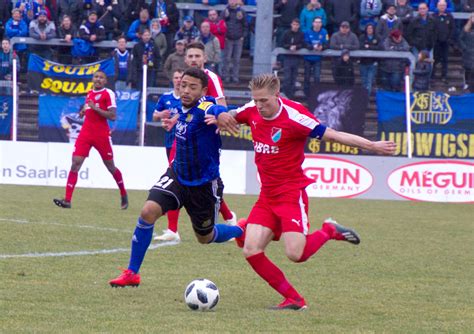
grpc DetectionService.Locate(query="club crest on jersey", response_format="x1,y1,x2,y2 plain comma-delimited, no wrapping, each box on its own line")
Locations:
271,127,282,143
176,121,188,136
95,94,101,100
185,113,193,122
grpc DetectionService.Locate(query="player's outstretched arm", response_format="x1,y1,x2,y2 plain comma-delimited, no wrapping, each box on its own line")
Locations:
322,128,397,155
204,108,240,135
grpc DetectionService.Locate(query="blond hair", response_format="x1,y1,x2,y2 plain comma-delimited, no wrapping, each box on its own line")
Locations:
249,73,280,94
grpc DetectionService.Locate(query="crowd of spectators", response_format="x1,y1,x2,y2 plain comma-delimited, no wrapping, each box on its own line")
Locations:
0,0,253,89
276,0,474,97
0,0,473,95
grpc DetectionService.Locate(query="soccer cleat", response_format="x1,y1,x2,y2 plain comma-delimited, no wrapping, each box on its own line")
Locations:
53,198,71,209
269,297,307,311
121,194,129,210
153,229,181,242
322,218,361,245
109,268,140,287
235,218,248,248
225,211,237,226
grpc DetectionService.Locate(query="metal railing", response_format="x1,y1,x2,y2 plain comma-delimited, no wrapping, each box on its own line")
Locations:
272,47,417,76
10,37,136,50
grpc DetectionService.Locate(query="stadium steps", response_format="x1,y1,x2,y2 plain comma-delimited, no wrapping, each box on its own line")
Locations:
17,93,39,141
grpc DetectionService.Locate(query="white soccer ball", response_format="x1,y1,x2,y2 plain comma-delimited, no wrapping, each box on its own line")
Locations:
184,279,220,311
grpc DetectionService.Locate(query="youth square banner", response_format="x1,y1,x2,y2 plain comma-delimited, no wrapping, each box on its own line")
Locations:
27,55,115,95
0,95,13,140
38,90,140,145
377,91,474,159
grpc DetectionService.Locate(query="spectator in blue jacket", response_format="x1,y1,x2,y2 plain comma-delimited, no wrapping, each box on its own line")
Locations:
303,16,328,96
127,8,151,42
6,9,28,53
300,0,327,32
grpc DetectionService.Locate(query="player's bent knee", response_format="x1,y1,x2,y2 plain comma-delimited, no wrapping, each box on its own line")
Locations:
242,244,264,258
140,201,163,224
285,246,304,262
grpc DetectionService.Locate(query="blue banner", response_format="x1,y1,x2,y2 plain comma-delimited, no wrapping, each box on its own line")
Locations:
38,91,140,145
27,55,115,95
0,95,13,139
377,91,474,159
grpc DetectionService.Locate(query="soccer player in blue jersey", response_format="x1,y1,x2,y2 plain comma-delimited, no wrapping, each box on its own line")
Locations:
109,68,243,287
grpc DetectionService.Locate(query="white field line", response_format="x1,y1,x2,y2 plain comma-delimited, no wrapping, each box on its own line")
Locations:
0,218,179,259
0,218,131,233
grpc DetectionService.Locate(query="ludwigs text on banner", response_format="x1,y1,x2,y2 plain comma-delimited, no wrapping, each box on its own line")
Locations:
377,91,474,159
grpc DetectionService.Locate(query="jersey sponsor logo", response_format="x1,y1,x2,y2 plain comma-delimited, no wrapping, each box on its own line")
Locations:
387,161,474,203
271,127,282,143
303,156,373,198
254,141,279,154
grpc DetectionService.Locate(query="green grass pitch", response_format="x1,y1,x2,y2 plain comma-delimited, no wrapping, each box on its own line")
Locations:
1,184,473,333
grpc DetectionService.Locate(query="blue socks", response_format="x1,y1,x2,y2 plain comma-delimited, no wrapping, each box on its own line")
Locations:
128,217,154,274
211,224,243,243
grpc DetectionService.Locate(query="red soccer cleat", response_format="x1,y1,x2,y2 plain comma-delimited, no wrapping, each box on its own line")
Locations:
109,268,140,287
322,218,361,245
235,218,248,248
269,297,307,311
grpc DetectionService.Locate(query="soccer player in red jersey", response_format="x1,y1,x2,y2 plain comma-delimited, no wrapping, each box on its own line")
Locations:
184,42,236,224
211,74,397,310
53,70,128,209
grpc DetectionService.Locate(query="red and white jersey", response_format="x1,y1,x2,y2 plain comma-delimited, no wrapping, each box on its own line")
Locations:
204,69,225,101
81,88,116,136
235,97,326,197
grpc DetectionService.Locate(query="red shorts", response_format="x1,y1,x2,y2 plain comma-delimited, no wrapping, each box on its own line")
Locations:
73,133,114,160
247,189,310,241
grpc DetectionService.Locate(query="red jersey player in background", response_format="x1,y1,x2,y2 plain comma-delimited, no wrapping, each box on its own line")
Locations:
53,70,128,209
154,42,236,241
211,73,396,310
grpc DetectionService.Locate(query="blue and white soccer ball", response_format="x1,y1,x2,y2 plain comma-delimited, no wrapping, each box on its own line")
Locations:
184,279,219,311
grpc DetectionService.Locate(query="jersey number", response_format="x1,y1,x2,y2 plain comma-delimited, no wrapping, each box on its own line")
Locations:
155,176,173,189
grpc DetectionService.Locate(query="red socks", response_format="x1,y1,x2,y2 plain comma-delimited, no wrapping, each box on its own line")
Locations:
65,171,78,202
112,168,127,196
167,209,180,233
246,252,302,301
219,199,233,220
297,230,330,263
